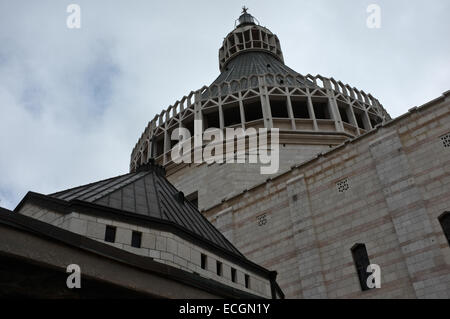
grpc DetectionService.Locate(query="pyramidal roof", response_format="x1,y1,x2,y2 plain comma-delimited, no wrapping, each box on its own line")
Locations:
49,162,242,257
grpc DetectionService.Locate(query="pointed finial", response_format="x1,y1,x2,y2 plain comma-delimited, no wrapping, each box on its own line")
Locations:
242,6,248,14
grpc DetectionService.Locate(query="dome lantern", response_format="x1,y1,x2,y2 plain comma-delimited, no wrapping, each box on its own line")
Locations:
235,6,257,27
219,7,284,72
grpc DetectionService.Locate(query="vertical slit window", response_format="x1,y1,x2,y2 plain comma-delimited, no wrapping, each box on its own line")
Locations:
245,274,250,289
201,253,207,270
105,225,116,243
216,261,223,276
131,231,142,248
231,268,237,283
439,212,450,246
351,243,372,291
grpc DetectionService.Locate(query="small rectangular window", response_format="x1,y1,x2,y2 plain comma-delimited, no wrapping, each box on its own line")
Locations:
216,261,223,276
351,243,372,291
231,268,237,283
131,231,142,248
245,274,250,289
104,225,116,243
201,253,207,270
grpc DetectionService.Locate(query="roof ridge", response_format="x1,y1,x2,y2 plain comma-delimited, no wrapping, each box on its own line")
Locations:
48,172,131,198
154,172,244,257
85,171,150,203
150,168,164,220
46,163,243,257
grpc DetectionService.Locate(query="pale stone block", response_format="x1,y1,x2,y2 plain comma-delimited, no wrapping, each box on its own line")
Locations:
167,238,178,255
69,218,87,235
156,236,167,251
177,242,190,260
149,249,160,259
142,233,156,249
174,255,188,268
116,228,132,245
190,249,201,266
86,221,105,239
161,252,174,262
222,263,232,281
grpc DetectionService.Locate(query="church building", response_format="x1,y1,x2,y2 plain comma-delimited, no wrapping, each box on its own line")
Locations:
1,9,449,299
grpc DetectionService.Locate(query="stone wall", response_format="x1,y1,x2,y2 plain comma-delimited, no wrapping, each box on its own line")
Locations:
17,203,271,298
168,143,334,211
204,91,450,298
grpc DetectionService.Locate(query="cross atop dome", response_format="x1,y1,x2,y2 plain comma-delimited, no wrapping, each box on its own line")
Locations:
236,6,257,27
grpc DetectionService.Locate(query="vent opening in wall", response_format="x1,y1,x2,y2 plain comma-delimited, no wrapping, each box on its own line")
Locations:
440,133,450,148
351,243,372,291
131,231,142,248
336,178,349,193
257,213,267,226
105,225,116,243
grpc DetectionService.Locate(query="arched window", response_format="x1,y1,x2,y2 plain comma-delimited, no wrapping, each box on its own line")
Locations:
439,212,450,246
351,243,372,291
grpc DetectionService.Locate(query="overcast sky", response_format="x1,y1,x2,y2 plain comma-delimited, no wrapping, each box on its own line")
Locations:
0,0,449,210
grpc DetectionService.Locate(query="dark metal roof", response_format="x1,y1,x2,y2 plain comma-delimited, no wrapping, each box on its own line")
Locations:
49,163,242,257
202,51,316,99
211,51,309,86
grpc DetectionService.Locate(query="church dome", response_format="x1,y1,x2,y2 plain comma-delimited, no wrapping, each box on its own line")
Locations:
130,8,391,176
